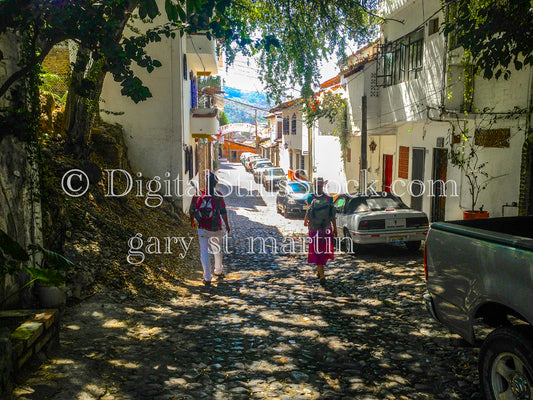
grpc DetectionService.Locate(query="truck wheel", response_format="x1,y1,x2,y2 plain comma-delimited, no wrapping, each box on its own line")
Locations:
479,326,533,400
405,240,421,251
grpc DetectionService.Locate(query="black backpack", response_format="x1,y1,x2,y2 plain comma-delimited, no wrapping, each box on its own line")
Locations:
308,195,333,229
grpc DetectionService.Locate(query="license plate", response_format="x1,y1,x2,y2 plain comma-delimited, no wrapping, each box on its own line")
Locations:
386,218,406,228
303,205,310,210
390,236,405,244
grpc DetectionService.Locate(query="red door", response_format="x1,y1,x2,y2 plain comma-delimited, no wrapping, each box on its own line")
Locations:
383,154,393,193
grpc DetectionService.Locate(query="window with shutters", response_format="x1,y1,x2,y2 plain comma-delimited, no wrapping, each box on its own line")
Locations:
283,117,289,135
291,113,297,135
376,28,424,86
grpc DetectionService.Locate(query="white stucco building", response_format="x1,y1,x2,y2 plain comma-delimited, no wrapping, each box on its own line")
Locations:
341,0,531,221
100,1,220,212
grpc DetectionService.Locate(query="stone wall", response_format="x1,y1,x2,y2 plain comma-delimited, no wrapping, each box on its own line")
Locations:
0,32,21,109
0,136,43,308
0,32,43,309
41,43,71,96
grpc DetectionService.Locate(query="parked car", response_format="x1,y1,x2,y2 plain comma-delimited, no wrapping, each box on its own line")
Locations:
424,216,533,399
253,161,274,182
246,157,270,172
242,153,260,167
334,193,428,252
263,167,286,190
240,152,255,164
276,181,314,217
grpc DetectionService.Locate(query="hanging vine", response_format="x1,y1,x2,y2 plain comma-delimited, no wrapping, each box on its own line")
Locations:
303,90,351,160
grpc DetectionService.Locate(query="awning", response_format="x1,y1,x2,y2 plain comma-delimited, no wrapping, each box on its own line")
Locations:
191,133,214,139
259,139,272,148
191,133,217,142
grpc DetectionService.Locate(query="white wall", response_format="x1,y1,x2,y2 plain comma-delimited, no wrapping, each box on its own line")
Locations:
379,0,446,126
314,135,346,194
378,0,528,221
101,22,185,182
278,144,290,173
393,121,451,218
346,61,381,132
282,104,303,151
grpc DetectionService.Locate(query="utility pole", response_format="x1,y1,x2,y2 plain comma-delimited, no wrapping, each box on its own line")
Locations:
255,109,259,154
308,120,314,182
361,95,368,192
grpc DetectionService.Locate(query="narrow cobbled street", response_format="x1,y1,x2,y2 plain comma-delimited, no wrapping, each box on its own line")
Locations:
13,161,480,400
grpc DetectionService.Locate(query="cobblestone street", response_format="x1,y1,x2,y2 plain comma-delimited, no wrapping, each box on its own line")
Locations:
13,161,481,400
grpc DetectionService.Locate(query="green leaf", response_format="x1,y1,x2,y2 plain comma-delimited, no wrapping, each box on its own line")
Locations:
23,266,65,287
0,230,29,262
152,60,162,67
177,6,187,22
165,0,179,21
146,0,159,19
28,244,76,271
138,2,148,19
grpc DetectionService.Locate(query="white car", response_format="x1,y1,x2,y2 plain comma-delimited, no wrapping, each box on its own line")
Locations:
262,167,286,190
246,157,270,172
253,161,274,182
334,193,429,252
240,152,255,164
241,153,260,166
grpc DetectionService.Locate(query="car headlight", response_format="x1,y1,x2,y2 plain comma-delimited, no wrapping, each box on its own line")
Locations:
288,199,296,204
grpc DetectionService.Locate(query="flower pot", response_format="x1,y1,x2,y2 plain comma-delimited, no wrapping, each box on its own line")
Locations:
36,284,67,308
463,210,490,220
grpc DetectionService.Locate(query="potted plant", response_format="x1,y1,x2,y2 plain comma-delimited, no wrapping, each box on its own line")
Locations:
449,119,503,219
0,230,74,308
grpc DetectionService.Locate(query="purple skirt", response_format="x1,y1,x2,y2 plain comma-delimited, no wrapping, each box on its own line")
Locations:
308,227,334,265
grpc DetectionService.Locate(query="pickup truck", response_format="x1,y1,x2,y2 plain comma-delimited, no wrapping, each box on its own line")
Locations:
424,216,533,400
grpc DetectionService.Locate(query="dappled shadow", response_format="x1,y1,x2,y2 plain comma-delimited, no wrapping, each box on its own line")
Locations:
13,162,481,400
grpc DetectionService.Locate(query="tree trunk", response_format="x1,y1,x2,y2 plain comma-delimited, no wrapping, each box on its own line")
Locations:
64,48,107,158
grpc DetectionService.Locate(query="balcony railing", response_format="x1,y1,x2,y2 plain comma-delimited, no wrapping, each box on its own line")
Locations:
191,107,219,137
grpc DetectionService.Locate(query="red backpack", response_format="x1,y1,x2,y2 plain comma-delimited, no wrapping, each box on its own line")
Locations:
195,194,217,225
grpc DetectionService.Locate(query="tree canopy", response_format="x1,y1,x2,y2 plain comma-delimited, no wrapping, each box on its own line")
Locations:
222,0,379,100
0,0,232,102
444,0,533,80
0,0,379,103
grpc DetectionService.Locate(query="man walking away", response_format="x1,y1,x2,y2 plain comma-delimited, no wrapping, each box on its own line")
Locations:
190,170,230,287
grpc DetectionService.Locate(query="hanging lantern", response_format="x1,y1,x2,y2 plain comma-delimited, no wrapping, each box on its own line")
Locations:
369,139,377,153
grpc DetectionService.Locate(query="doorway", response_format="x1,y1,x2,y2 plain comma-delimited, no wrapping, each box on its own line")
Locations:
382,154,393,193
431,148,448,221
411,148,425,211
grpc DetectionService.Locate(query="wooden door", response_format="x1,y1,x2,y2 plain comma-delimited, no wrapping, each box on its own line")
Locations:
382,154,393,193
411,148,425,211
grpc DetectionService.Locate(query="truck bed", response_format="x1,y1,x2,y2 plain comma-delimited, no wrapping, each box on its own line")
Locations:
431,216,533,252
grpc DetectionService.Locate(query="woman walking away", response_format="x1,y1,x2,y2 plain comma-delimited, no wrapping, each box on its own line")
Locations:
190,170,230,287
304,177,337,285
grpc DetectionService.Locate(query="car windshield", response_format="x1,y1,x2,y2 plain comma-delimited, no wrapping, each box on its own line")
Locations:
288,182,312,193
344,196,408,213
364,196,408,211
256,162,272,168
267,168,285,176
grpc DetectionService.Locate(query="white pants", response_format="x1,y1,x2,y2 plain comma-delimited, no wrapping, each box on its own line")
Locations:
198,228,224,281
